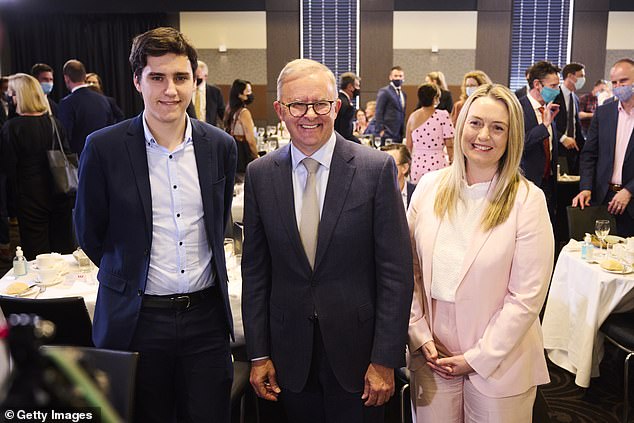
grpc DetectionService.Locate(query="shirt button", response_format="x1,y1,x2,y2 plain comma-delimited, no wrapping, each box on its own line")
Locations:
177,213,181,218
169,155,173,159
173,185,177,189
181,270,185,274
179,241,183,246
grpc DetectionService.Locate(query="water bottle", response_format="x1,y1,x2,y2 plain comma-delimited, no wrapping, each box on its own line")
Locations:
581,234,594,262
13,246,27,276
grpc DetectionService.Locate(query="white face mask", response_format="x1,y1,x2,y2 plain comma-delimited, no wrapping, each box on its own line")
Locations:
574,77,586,91
465,86,477,97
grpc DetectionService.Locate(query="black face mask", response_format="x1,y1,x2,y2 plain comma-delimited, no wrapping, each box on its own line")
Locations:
244,94,255,105
352,89,360,98
196,78,204,86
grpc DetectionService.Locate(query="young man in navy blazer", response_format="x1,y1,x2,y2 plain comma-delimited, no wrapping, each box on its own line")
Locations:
74,27,237,422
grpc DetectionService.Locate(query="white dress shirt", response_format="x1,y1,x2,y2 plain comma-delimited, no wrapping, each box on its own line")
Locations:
142,113,214,295
527,92,553,151
560,85,575,142
290,132,337,228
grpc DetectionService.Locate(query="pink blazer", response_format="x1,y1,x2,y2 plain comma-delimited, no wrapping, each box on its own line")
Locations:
407,169,553,398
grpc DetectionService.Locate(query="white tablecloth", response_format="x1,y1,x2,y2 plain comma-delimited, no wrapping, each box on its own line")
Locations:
0,253,244,344
542,248,634,387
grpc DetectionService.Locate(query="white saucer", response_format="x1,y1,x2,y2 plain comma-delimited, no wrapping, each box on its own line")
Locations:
600,264,633,275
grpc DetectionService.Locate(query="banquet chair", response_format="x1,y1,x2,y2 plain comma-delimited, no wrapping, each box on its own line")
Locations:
566,205,617,241
395,367,412,423
41,345,139,422
600,312,634,423
0,296,93,347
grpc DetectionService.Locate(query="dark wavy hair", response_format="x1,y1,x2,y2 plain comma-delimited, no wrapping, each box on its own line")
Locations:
224,79,251,131
129,27,197,80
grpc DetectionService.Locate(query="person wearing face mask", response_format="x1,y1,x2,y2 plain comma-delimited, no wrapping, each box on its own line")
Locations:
573,58,634,237
553,62,586,175
334,72,361,143
224,79,258,174
451,70,492,127
186,60,225,127
579,79,608,136
518,60,561,220
375,66,407,145
30,63,58,117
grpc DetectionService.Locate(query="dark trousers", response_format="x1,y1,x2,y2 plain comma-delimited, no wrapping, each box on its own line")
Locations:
606,190,634,237
130,287,233,423
0,174,9,246
17,191,74,260
539,176,556,226
281,322,384,423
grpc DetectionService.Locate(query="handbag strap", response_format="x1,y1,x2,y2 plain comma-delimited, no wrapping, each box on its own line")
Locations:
50,116,69,165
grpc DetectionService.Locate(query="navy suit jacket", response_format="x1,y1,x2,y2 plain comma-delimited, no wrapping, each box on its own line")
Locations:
334,91,360,143
74,114,237,349
375,84,406,140
519,95,559,187
241,134,413,393
58,86,115,155
580,101,634,218
554,89,585,173
406,181,416,208
187,84,225,127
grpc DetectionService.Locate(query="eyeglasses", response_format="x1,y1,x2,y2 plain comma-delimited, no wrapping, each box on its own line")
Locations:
280,100,335,118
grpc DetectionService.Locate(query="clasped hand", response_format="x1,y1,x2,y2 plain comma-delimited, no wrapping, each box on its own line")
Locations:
421,340,474,379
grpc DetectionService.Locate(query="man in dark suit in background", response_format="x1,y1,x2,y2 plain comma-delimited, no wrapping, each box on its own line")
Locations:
554,62,586,174
31,63,59,116
519,60,561,219
375,66,406,144
334,71,361,143
188,59,225,127
573,58,634,237
381,143,415,210
74,27,237,421
242,58,413,423
514,67,531,99
58,59,114,155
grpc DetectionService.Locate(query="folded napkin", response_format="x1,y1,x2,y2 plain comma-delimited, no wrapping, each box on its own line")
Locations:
563,239,582,252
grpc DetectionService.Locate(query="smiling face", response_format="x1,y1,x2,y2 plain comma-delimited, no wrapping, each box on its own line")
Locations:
461,96,510,182
274,70,340,156
134,53,195,128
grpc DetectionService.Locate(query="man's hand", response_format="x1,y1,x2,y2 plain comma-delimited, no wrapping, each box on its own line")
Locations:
561,136,579,151
250,358,281,401
542,102,560,127
608,188,632,215
572,190,592,209
435,354,474,377
361,363,395,407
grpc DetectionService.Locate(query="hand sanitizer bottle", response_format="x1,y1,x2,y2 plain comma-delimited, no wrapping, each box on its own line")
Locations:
581,234,594,262
13,246,27,276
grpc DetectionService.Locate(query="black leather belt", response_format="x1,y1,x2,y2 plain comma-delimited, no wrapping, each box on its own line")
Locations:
142,286,215,311
609,183,623,192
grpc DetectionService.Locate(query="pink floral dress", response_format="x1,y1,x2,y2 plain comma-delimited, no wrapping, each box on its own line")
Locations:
410,109,455,184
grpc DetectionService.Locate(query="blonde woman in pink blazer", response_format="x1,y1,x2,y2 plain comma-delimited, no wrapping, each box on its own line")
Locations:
407,84,554,422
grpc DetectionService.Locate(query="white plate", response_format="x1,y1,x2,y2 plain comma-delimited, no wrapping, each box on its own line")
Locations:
606,235,626,244
35,276,63,287
600,264,633,275
10,285,40,298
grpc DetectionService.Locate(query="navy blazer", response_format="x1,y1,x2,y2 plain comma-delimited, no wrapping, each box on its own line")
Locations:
375,84,406,140
74,114,237,349
406,181,416,208
241,134,413,393
554,89,585,173
187,84,225,127
580,101,634,218
519,95,559,187
334,91,359,143
58,86,115,155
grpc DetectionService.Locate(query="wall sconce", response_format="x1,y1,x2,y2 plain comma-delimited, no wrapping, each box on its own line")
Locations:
219,44,227,53
431,45,439,54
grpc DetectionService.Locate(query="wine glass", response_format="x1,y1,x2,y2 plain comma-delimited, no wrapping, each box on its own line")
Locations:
257,127,265,139
595,219,610,257
372,135,381,149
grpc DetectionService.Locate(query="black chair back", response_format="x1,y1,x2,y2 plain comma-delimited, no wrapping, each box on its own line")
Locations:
42,346,139,422
566,205,617,240
0,296,93,347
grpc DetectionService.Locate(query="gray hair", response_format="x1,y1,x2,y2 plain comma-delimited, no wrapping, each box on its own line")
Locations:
276,58,337,100
197,60,208,75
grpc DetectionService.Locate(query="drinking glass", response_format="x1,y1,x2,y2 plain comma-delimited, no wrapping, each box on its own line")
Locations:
385,138,394,145
257,127,265,138
373,136,381,149
595,219,610,257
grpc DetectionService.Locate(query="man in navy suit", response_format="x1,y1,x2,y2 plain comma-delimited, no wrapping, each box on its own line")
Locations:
31,63,58,116
188,60,225,127
74,27,237,422
375,66,406,144
242,59,413,423
554,62,586,175
519,61,561,219
573,58,634,237
58,60,114,155
334,71,361,143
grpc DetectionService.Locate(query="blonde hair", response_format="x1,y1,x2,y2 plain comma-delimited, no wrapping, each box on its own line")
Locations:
8,73,50,115
426,71,448,91
459,70,492,101
276,59,337,101
434,84,526,231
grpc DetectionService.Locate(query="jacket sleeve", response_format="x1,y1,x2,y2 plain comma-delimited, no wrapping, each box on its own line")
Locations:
579,112,599,192
462,185,554,379
374,89,387,134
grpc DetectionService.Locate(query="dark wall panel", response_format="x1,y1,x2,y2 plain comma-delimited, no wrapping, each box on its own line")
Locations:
610,0,634,11
571,8,609,90
395,0,476,11
476,10,512,85
359,8,394,108
0,0,265,13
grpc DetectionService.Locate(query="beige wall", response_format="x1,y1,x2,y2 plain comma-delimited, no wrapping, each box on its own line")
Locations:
604,12,634,77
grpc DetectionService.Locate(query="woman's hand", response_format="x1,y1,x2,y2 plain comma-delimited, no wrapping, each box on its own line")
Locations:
436,354,474,377
421,341,454,379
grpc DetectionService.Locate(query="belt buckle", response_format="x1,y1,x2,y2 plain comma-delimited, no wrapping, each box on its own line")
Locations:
174,295,191,310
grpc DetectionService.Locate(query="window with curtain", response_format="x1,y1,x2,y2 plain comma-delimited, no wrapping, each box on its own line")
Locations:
301,0,358,83
509,0,573,90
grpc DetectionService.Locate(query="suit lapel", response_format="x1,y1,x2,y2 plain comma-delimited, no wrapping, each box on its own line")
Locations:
272,145,309,269
314,137,355,271
124,115,153,243
606,102,619,164
192,121,217,242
